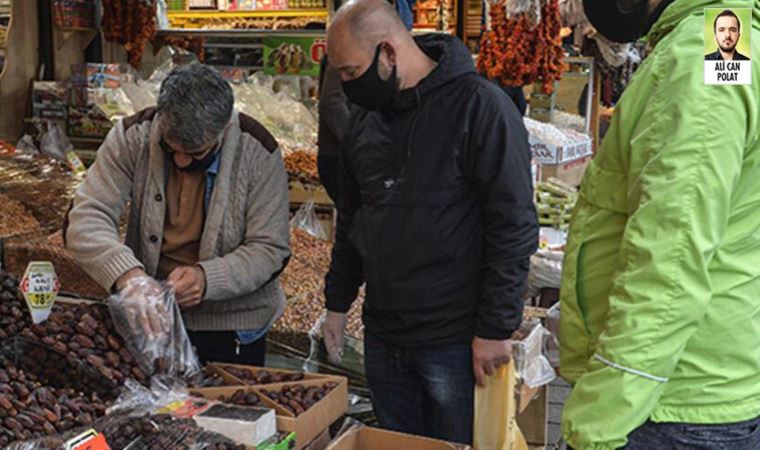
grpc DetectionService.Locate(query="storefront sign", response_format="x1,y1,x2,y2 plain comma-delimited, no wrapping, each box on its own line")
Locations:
20,261,60,324
263,36,326,77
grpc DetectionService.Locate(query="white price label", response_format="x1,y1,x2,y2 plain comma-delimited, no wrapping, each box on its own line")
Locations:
20,261,60,324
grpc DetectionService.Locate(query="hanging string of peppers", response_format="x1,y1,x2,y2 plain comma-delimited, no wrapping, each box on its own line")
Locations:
477,0,565,94
102,0,158,68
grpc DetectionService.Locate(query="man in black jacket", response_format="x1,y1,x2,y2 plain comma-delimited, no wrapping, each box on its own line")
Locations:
322,0,538,444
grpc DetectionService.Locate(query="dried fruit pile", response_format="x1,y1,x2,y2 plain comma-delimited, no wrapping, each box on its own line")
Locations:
0,359,113,447
478,0,565,94
284,150,319,186
101,0,158,68
222,367,305,385
218,389,262,407
260,382,339,416
0,273,144,385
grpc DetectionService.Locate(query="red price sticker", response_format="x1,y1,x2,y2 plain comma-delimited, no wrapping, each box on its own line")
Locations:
66,430,110,450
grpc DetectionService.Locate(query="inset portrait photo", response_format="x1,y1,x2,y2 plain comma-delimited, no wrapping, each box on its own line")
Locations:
704,8,752,85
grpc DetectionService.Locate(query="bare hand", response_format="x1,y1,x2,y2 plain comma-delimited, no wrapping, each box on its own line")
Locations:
167,265,206,309
322,311,348,364
472,336,513,387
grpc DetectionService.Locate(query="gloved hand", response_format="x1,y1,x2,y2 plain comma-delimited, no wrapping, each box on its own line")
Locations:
117,275,170,339
322,311,348,364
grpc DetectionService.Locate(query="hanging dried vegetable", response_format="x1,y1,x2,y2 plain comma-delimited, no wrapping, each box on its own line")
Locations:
477,0,565,94
101,0,158,68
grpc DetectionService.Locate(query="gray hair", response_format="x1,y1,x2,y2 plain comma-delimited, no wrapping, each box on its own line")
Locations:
157,64,234,150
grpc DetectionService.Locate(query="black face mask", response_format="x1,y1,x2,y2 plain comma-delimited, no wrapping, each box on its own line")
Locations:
341,45,398,111
162,138,220,172
583,0,674,43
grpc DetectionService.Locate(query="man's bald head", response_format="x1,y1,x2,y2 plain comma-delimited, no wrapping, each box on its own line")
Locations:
330,0,410,53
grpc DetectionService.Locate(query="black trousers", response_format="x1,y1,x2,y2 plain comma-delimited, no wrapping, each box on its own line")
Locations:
187,330,267,366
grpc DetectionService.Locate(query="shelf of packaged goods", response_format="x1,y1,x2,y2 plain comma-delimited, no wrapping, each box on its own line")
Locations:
157,28,325,37
167,9,328,19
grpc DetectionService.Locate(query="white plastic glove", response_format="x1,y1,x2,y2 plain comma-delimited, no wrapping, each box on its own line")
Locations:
118,275,170,339
322,311,348,364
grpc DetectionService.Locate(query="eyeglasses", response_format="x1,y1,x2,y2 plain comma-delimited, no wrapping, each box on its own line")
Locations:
160,138,219,160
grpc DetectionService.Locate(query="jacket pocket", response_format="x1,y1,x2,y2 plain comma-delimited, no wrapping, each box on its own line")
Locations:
579,163,627,214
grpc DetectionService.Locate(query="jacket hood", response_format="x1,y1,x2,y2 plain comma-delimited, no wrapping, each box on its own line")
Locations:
649,0,760,44
393,33,476,110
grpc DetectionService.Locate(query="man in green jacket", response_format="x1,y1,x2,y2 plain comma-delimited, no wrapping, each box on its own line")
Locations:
561,1,760,449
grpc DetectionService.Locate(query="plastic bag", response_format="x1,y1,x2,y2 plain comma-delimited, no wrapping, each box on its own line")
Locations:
107,277,200,380
506,0,541,28
513,323,556,388
39,122,73,161
474,362,529,450
526,249,564,296
15,134,39,154
545,302,560,368
290,200,328,240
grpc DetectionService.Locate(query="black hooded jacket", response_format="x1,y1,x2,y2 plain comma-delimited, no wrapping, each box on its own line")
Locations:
325,34,538,348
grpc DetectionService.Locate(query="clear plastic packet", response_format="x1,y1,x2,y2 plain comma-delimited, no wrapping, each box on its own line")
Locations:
290,200,328,241
513,322,556,388
107,277,200,380
15,134,39,154
545,302,560,369
39,122,73,161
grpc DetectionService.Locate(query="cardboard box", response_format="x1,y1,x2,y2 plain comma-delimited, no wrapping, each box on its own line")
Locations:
192,375,348,450
540,157,591,188
327,427,472,450
209,362,326,385
530,134,593,165
159,397,278,447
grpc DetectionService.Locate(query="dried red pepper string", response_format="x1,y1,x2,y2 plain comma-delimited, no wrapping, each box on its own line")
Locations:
477,0,565,94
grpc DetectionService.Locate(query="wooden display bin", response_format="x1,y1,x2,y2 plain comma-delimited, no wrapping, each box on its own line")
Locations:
209,362,326,385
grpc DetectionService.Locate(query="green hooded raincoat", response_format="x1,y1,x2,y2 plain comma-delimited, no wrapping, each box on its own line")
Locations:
560,1,760,449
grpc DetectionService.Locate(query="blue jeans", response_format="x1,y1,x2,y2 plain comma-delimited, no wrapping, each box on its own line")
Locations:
570,416,760,450
364,332,474,445
620,417,760,450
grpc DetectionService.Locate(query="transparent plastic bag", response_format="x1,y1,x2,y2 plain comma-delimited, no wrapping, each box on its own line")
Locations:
506,0,541,28
290,200,328,240
513,323,556,388
474,362,529,450
546,302,560,368
15,134,39,154
39,122,73,161
107,277,200,380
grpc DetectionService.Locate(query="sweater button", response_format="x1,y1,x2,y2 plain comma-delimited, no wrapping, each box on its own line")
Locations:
150,235,158,243
155,193,162,202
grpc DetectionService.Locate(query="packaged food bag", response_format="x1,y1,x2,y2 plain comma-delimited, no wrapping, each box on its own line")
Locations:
473,362,529,450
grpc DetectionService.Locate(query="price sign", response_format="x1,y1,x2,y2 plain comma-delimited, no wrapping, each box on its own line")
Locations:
20,261,60,324
66,429,111,450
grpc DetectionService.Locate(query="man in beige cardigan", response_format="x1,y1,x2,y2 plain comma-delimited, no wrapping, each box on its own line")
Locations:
66,64,291,366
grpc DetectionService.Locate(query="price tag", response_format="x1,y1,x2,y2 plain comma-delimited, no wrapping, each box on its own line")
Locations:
66,151,87,175
65,429,111,450
20,261,60,324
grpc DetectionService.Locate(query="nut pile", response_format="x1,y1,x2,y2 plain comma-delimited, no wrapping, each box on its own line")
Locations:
260,382,339,416
284,150,319,186
0,359,112,447
222,367,304,385
274,229,365,342
0,193,41,238
4,238,108,300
